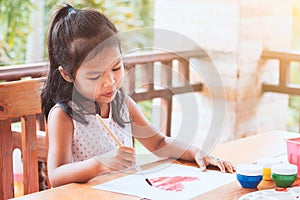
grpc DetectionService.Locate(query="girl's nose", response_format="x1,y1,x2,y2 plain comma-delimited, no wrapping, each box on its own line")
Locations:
102,73,116,88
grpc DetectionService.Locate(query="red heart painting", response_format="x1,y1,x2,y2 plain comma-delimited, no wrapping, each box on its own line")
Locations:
150,176,200,192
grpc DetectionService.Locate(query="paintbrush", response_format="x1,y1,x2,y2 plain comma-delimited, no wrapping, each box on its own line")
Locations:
96,114,153,186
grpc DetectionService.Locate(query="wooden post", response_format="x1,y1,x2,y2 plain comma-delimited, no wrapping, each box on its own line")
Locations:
0,119,14,199
161,61,173,136
21,115,39,195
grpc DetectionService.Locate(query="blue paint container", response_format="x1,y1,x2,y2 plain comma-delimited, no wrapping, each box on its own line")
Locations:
236,164,263,189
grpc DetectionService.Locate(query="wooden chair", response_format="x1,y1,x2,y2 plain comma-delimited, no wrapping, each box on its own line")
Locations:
0,77,47,199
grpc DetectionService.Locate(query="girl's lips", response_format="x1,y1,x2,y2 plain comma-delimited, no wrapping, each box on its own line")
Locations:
102,91,114,97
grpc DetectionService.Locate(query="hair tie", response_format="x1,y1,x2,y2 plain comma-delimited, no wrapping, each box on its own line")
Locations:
68,7,75,14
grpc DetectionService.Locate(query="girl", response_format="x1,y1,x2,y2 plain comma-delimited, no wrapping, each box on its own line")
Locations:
41,4,234,187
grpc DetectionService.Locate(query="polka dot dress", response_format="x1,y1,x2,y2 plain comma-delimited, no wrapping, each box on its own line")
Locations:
72,106,133,162
49,103,133,162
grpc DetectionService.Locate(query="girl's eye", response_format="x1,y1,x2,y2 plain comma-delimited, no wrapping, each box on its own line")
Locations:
88,75,101,80
112,66,121,71
87,65,121,80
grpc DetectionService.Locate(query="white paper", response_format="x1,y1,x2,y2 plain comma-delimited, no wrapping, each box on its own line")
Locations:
92,164,235,199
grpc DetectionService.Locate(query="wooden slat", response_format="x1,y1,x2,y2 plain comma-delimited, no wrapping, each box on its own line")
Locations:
0,78,45,120
0,62,48,81
0,119,14,199
279,60,290,86
140,63,154,91
161,61,172,87
122,50,208,65
132,84,202,102
12,131,47,162
21,115,39,195
261,50,300,62
161,97,172,137
161,60,172,137
178,59,190,84
263,84,300,96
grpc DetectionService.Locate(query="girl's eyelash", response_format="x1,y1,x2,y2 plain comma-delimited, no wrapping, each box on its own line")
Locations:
112,66,121,71
89,75,101,80
88,65,121,80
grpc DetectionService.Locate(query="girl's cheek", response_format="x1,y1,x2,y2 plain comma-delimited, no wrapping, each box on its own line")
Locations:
94,81,103,96
116,70,124,84
77,80,99,100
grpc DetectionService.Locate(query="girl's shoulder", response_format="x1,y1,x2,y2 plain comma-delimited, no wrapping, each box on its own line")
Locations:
48,103,72,123
47,103,74,147
48,103,62,118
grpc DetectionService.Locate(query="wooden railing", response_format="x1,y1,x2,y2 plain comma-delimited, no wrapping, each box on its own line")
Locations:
2,49,300,134
0,62,48,82
262,50,300,95
261,50,300,132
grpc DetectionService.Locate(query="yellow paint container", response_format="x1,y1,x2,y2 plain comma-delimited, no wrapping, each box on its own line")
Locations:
262,168,272,181
258,157,281,181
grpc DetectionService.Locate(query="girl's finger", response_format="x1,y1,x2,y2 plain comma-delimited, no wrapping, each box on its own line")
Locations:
209,157,226,173
195,156,207,171
118,147,135,162
120,152,135,163
215,160,226,173
121,160,135,169
223,161,235,173
123,155,136,164
119,146,135,153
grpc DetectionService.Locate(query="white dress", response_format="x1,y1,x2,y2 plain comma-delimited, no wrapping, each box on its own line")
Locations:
49,102,133,162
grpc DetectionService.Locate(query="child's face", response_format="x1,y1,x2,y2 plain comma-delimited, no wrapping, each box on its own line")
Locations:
74,46,124,104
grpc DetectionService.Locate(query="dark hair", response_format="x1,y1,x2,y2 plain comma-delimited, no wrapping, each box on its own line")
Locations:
41,4,126,127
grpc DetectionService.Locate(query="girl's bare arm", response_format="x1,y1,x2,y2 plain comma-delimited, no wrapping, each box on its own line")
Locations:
47,107,109,187
127,97,234,173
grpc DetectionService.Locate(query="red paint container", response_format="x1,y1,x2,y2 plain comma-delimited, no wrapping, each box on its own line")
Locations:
286,137,300,177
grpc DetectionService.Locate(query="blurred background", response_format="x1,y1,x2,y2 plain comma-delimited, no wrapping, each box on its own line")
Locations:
1,0,300,132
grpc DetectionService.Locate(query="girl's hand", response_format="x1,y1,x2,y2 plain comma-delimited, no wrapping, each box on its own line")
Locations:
94,146,136,171
195,153,235,173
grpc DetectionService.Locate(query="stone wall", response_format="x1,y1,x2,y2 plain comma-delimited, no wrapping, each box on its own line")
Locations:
154,0,293,143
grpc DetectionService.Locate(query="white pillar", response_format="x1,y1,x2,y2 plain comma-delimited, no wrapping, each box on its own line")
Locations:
26,0,45,63
154,0,293,142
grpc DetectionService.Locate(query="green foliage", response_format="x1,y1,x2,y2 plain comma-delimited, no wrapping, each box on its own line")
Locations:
0,0,34,65
137,100,153,122
0,0,154,65
292,0,300,50
0,0,154,129
45,0,138,33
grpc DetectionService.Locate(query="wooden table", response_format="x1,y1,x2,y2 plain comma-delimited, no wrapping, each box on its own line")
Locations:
11,130,299,200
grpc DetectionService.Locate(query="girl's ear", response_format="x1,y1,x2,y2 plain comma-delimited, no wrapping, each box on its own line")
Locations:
58,66,73,82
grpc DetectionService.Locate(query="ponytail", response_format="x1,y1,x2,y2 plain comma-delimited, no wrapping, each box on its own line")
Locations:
42,4,75,119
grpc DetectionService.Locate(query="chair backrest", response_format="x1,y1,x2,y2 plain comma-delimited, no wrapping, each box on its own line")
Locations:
0,77,46,199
